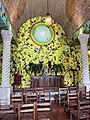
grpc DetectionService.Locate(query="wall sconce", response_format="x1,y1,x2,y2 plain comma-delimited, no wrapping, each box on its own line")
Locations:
45,0,52,26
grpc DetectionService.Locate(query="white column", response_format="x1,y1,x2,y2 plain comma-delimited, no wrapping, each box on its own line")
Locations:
78,33,90,91
1,30,12,86
0,30,12,105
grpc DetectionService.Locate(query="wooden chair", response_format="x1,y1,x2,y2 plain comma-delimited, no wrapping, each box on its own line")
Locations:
10,94,23,105
25,93,38,104
0,105,16,120
68,85,86,93
31,87,59,102
68,86,79,93
38,92,46,102
64,91,78,118
37,102,51,120
13,87,23,95
70,91,90,120
79,90,90,101
17,101,51,120
79,85,86,93
44,89,58,102
23,88,33,94
64,86,87,117
32,88,46,102
17,102,37,120
12,81,22,94
58,87,68,106
33,88,44,93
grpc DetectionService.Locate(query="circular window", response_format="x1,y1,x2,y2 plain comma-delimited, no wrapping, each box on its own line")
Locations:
30,22,55,45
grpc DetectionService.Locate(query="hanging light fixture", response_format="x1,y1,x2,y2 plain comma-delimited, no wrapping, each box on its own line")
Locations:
45,0,52,26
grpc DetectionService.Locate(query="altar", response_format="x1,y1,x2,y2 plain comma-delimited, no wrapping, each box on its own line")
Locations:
30,75,64,88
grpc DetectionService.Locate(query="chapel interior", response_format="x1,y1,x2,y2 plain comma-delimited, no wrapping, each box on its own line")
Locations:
0,0,90,120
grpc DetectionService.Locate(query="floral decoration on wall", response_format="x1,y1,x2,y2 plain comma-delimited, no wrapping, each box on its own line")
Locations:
10,16,82,87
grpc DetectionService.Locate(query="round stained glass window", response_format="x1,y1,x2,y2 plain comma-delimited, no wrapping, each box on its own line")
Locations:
30,22,55,45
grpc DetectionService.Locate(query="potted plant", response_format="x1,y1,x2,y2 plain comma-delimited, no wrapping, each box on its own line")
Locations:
51,63,65,76
29,62,43,76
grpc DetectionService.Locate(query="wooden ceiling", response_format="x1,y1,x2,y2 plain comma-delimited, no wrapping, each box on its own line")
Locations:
1,0,90,38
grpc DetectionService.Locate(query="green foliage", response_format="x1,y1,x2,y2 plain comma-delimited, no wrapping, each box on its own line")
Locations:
51,63,65,76
26,62,43,76
72,21,90,42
